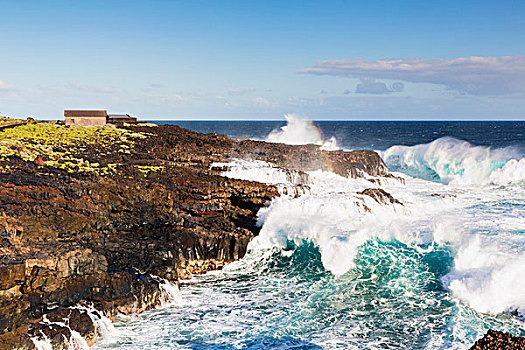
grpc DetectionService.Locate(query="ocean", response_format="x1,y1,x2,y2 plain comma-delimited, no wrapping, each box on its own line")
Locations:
92,117,525,349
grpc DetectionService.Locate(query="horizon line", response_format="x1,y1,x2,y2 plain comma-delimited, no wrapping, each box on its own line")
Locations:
34,117,525,122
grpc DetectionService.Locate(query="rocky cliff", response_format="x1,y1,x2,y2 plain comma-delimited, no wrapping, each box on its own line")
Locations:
231,139,389,178
0,120,390,349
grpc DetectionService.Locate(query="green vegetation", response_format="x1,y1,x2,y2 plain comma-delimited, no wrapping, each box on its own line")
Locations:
0,118,157,176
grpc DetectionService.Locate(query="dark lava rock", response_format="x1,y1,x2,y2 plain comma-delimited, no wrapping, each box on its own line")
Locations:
358,188,403,205
231,139,389,178
470,329,525,350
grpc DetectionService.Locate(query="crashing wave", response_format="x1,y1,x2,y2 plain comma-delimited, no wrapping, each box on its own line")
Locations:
266,114,339,150
442,235,525,317
380,136,525,186
217,151,525,320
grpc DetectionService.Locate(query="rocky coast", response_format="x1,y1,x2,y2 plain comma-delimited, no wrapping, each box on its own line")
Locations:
0,117,521,349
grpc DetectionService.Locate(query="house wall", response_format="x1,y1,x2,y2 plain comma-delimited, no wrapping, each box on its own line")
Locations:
65,116,107,127
64,110,108,127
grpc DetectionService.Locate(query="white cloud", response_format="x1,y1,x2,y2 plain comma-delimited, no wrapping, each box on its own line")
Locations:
354,79,405,94
300,56,525,96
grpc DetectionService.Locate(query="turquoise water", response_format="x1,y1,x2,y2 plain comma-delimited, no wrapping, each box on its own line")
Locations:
91,120,525,349
94,240,524,349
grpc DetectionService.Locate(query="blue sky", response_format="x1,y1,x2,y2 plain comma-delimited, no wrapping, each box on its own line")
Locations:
1,0,524,120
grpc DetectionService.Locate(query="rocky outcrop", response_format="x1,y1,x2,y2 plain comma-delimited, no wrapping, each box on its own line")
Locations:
470,330,525,350
0,122,392,349
358,188,403,206
230,139,389,178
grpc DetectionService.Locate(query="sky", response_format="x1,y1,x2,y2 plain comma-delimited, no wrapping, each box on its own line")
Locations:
1,0,524,120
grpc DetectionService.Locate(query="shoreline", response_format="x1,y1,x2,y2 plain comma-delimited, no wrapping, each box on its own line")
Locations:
0,117,522,349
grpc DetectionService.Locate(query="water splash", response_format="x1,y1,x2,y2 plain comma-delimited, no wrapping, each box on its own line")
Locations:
159,280,183,306
150,274,183,306
39,314,90,349
443,236,525,317
31,331,53,350
266,114,339,150
73,304,116,341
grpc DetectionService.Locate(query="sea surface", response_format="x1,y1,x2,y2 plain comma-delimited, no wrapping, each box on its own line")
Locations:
92,117,525,349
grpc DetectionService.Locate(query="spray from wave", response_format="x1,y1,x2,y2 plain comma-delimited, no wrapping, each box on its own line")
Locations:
380,136,525,186
266,114,339,150
443,235,525,317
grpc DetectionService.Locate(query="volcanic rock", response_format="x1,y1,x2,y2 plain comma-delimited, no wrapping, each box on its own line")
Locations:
470,329,525,350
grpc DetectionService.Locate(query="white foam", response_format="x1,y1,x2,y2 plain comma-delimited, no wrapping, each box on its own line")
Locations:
213,159,306,185
443,236,525,317
489,158,525,185
266,114,339,150
39,314,90,350
31,331,53,350
220,159,414,275
150,274,183,306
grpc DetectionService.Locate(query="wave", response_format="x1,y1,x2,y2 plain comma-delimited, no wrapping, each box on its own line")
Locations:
216,157,525,320
266,114,339,150
380,136,525,186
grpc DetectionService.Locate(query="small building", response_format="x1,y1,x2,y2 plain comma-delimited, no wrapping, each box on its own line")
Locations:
107,114,138,126
64,110,138,127
64,110,108,127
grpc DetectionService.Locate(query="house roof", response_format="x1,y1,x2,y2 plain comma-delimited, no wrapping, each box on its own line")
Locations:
64,110,107,117
107,114,132,119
